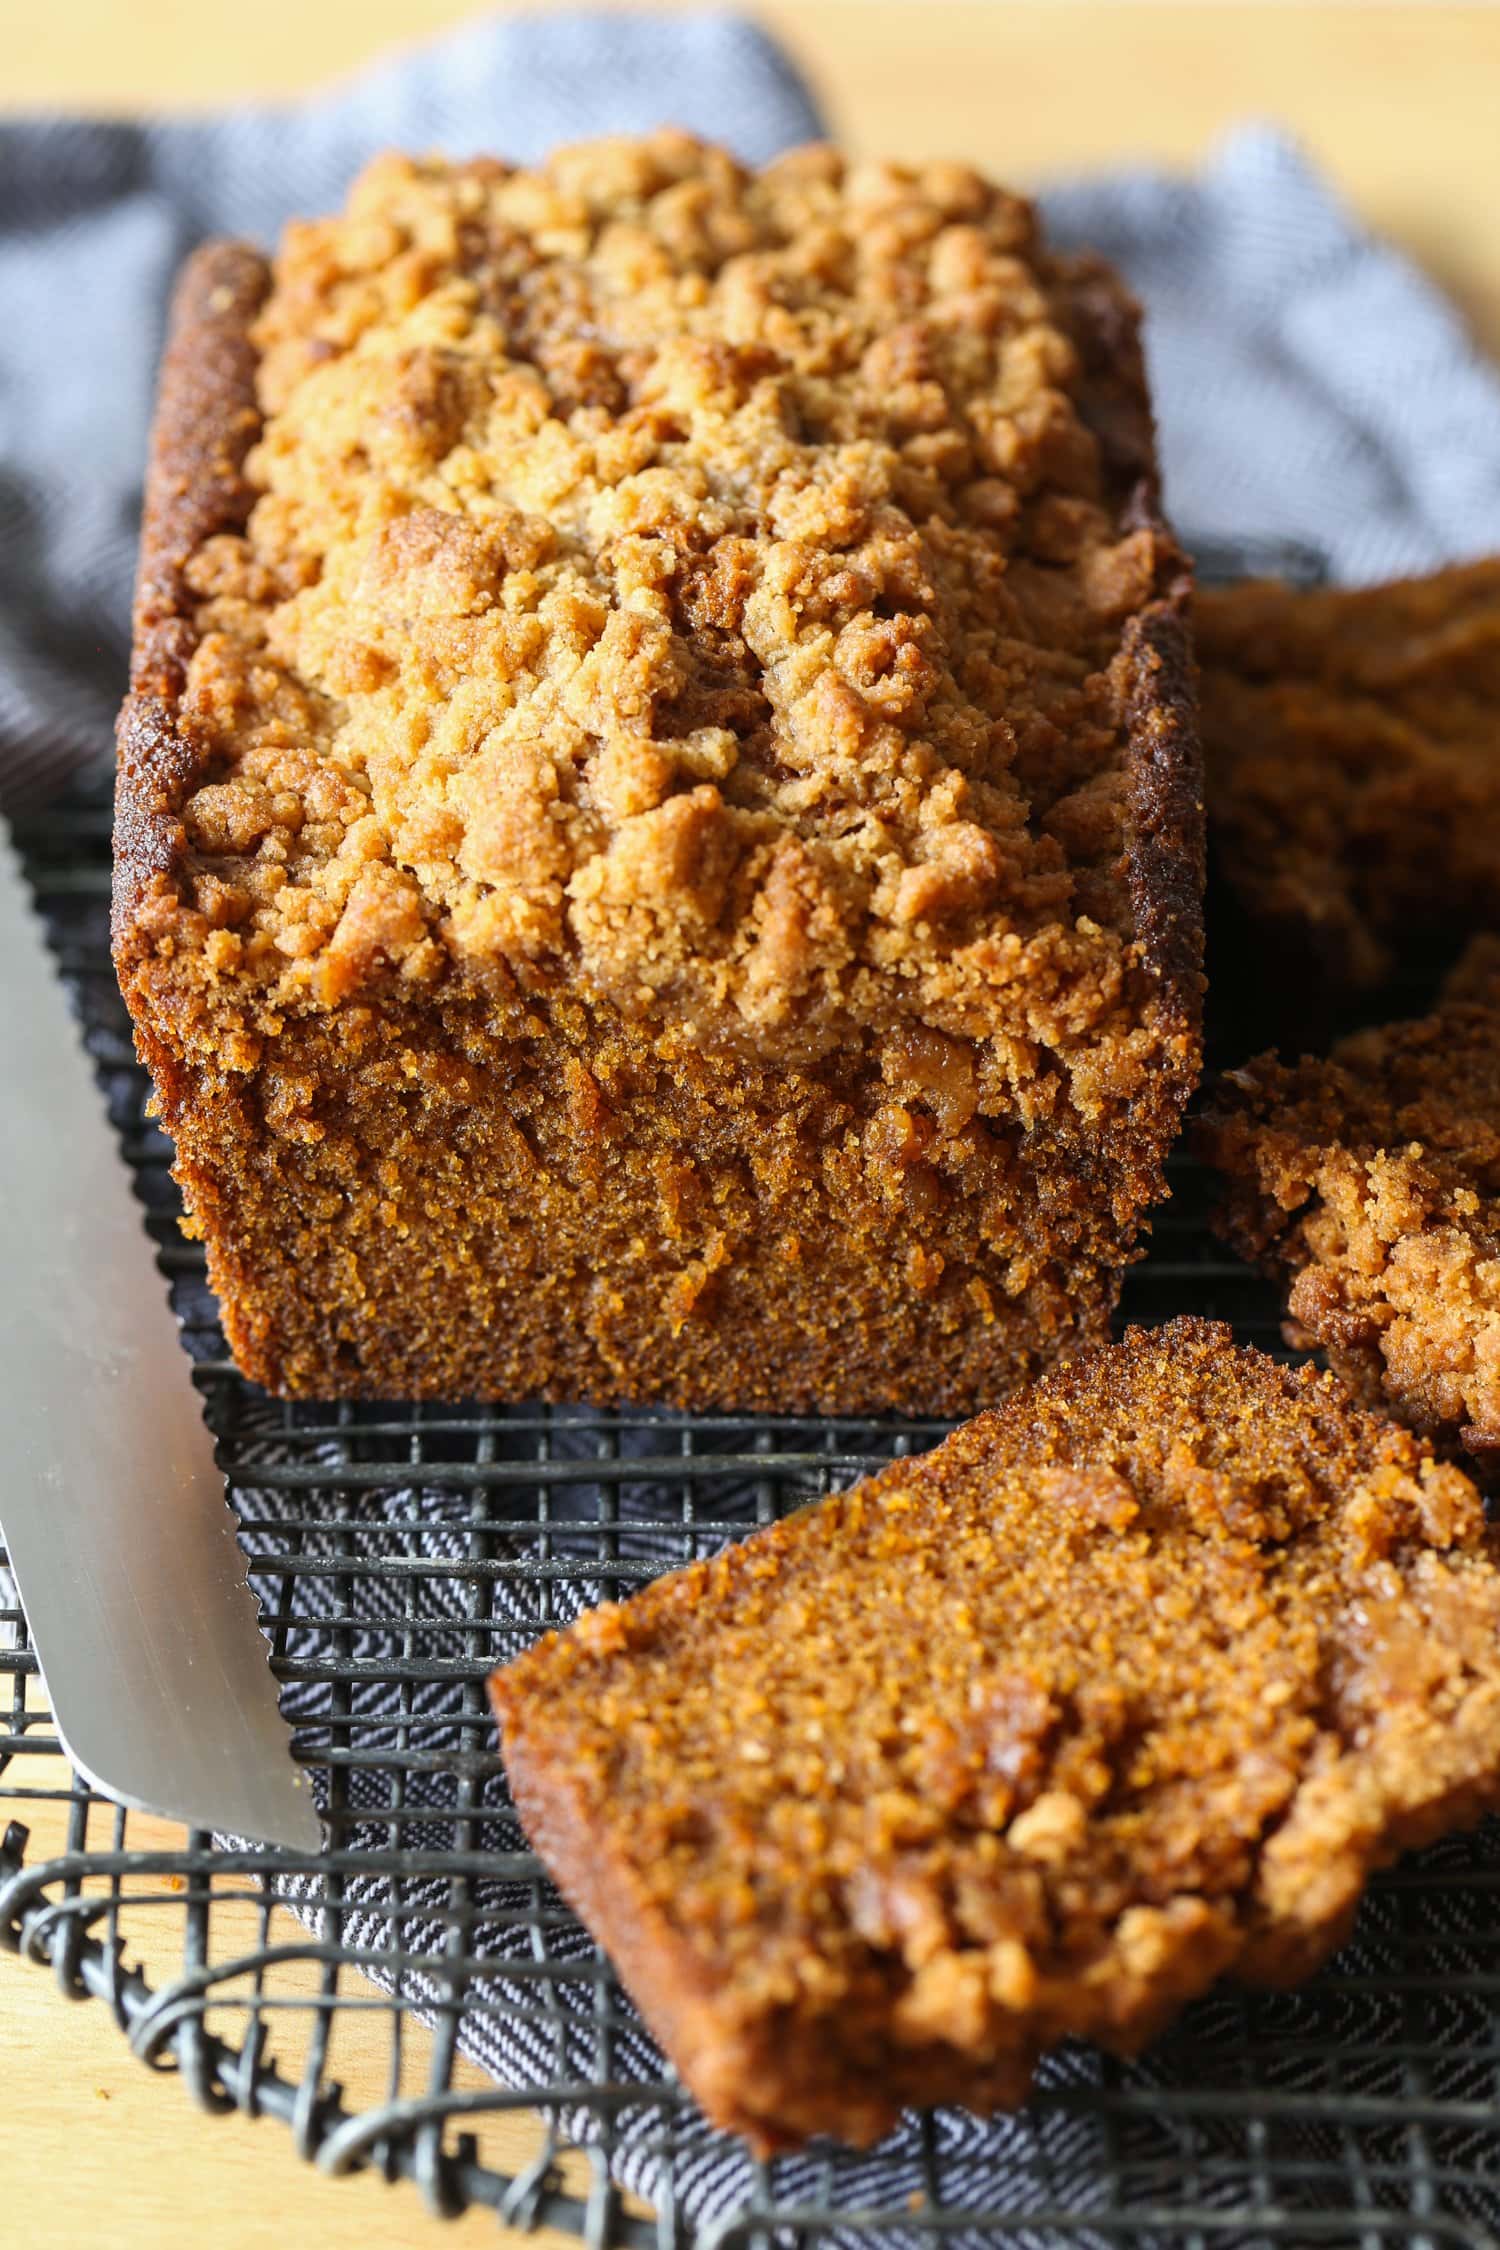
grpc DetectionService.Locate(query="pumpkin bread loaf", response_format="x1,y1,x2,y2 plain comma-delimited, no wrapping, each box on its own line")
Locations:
491,1320,1500,2150
114,135,1201,1408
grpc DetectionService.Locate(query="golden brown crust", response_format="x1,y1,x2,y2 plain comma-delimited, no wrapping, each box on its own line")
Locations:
114,242,271,959
1118,581,1202,1011
1199,937,1500,1459
492,1321,1500,2150
114,143,1202,1409
1198,561,1500,992
1047,251,1202,1025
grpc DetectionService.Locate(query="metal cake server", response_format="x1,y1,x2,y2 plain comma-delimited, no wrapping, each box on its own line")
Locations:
0,816,321,1851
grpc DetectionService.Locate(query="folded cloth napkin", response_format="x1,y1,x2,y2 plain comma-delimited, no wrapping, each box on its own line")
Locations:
7,13,1500,2243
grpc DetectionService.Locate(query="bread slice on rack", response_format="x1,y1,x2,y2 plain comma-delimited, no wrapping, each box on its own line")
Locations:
491,1318,1500,2151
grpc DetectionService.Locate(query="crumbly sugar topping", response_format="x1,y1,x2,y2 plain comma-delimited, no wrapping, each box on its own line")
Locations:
159,135,1176,1079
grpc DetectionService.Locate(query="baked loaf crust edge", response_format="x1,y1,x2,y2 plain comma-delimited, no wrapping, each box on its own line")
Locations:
116,242,271,967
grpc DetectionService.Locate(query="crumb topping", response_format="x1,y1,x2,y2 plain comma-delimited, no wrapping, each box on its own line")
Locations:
157,134,1178,1073
1201,939,1500,1446
493,1322,1500,2114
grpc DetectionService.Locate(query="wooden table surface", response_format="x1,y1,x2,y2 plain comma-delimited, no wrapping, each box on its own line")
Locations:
6,4,1500,2245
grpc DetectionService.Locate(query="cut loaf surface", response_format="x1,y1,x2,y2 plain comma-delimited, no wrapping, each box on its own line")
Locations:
1202,937,1500,1456
491,1320,1500,2150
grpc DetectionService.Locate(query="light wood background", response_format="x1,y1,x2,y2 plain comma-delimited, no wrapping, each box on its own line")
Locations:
6,4,1500,2246
11,0,1500,357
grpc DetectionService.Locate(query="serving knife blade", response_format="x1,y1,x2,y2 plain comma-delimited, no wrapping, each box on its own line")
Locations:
0,815,321,1851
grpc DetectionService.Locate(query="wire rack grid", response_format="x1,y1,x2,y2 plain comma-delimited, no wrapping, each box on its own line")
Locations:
3,782,1500,2250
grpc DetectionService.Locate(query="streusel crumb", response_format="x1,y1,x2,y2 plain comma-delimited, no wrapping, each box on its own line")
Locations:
169,135,1179,1085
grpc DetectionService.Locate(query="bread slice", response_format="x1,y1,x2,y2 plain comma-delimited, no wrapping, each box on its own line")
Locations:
1201,937,1500,1456
490,1319,1500,2151
1198,561,1500,993
114,135,1200,1410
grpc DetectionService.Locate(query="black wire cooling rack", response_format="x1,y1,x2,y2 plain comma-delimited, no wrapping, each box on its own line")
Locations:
5,773,1500,2250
